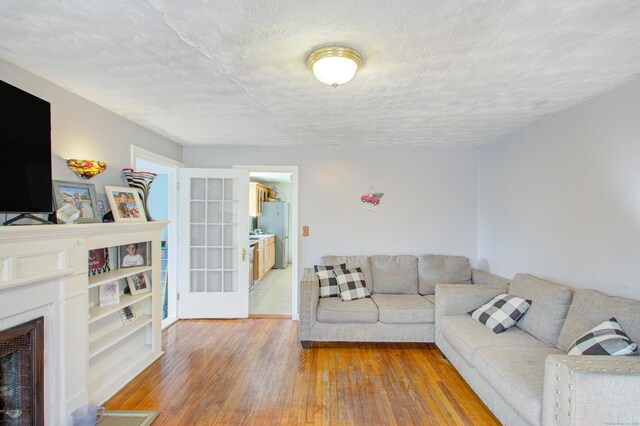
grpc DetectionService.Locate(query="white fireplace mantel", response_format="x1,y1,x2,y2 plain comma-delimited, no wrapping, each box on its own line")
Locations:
0,222,167,425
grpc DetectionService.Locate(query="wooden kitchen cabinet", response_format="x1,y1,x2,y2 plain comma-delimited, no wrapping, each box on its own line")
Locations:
254,236,276,283
258,243,265,279
249,182,269,217
267,237,275,270
253,244,260,281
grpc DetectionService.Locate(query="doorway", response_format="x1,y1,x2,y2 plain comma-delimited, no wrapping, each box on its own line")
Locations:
234,165,299,320
131,146,183,329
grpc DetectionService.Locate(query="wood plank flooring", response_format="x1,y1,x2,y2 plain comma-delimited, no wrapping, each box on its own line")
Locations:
105,319,499,425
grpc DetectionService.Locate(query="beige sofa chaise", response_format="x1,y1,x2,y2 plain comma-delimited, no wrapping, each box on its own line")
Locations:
436,273,640,425
298,254,509,349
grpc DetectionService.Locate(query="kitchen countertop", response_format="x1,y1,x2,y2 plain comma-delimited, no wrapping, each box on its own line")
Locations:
249,234,275,246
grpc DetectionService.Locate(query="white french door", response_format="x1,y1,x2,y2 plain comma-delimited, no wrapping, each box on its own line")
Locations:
177,168,249,318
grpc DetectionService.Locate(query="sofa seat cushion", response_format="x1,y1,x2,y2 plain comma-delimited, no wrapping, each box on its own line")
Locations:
372,294,434,324
370,255,418,294
508,273,573,347
316,297,378,323
438,315,548,366
475,345,564,425
418,254,471,295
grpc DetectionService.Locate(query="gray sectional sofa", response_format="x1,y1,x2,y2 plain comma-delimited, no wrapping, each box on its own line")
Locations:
298,254,509,348
300,256,640,425
436,273,640,426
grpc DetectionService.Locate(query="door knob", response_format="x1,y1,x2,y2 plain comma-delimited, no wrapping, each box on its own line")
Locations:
242,248,246,261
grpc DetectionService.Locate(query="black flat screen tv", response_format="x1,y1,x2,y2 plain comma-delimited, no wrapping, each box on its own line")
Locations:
0,80,53,214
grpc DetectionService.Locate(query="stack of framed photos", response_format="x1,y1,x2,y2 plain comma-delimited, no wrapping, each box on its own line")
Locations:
52,180,147,224
119,241,151,296
89,242,152,311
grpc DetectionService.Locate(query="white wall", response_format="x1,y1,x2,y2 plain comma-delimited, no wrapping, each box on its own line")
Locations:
184,145,479,276
1,58,182,199
478,77,640,299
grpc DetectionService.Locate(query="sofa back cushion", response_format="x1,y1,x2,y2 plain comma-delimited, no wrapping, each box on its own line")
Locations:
508,273,573,347
370,255,418,294
418,255,471,295
321,256,373,292
557,289,640,352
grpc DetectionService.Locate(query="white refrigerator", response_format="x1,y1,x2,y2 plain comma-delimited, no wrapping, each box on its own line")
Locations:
257,201,289,269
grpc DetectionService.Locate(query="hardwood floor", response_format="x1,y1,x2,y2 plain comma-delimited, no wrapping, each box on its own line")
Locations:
105,319,499,425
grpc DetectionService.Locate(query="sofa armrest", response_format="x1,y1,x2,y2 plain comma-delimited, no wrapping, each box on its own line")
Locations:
471,268,511,286
298,268,320,341
435,283,509,322
543,354,640,425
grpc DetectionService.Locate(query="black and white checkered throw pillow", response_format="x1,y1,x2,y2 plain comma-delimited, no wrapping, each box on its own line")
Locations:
314,264,347,298
333,267,371,302
568,318,638,356
468,293,531,334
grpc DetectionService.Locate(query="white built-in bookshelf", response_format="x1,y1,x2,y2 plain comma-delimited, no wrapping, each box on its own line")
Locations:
0,221,167,423
85,222,165,403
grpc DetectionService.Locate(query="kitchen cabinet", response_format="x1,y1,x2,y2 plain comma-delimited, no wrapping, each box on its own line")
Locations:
253,244,259,282
267,237,275,271
257,243,265,280
249,182,269,217
253,236,276,283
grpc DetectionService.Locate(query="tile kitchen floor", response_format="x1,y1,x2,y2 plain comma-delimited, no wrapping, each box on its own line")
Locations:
250,265,292,316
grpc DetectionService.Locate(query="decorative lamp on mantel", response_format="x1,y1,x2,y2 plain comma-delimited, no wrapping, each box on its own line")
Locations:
66,159,107,179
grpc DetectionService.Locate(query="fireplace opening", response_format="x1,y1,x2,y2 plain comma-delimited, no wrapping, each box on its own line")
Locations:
0,318,43,426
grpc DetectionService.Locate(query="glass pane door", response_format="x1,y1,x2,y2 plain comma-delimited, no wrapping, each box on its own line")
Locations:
178,169,248,318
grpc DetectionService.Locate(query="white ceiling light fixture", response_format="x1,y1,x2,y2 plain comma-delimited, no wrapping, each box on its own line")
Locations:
306,45,363,88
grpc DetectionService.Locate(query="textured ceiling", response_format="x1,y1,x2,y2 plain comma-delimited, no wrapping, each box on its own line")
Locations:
1,1,640,147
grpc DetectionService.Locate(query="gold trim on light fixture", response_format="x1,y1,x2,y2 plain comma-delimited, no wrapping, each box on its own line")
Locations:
306,45,363,88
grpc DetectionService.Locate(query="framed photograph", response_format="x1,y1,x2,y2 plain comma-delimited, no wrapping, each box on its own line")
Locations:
104,186,146,222
52,180,101,223
120,305,137,324
88,248,111,276
126,271,151,295
119,242,149,268
99,282,120,306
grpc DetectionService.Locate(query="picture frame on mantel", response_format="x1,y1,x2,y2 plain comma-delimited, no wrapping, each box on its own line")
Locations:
104,186,147,222
52,180,101,223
